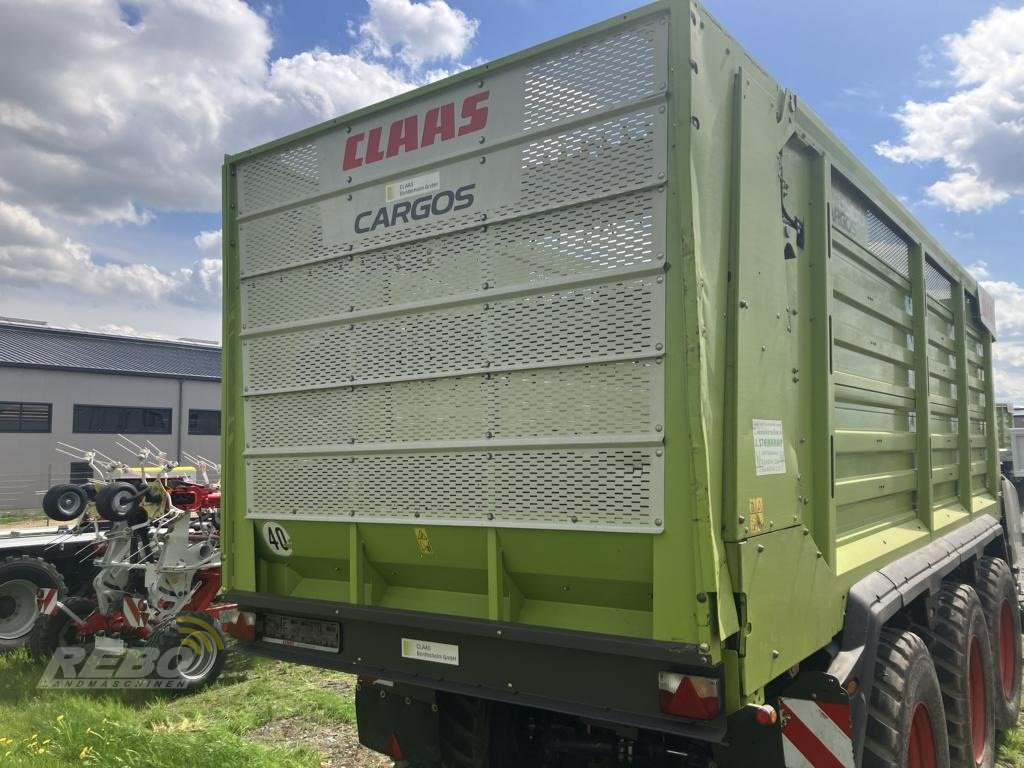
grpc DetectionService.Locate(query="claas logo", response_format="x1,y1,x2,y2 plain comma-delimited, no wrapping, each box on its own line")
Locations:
342,91,490,171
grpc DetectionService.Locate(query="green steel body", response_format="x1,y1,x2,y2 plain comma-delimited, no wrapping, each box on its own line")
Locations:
221,0,999,714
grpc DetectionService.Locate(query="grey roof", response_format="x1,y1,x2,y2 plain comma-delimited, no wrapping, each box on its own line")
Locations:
0,323,221,381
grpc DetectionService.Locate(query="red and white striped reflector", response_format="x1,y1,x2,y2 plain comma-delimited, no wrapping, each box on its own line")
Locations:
779,697,854,768
123,597,146,628
37,588,59,616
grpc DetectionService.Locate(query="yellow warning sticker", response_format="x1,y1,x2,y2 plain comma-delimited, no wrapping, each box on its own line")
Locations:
414,527,433,555
748,497,766,534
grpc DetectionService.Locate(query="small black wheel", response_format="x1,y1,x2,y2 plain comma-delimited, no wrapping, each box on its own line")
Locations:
41,484,88,522
918,583,996,768
145,611,228,693
95,482,141,521
28,596,97,659
974,556,1022,732
0,555,67,650
863,627,950,768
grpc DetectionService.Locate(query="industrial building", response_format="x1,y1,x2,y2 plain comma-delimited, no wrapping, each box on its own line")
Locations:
0,320,221,514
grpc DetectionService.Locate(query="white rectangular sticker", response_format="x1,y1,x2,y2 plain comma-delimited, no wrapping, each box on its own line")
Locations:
753,419,787,476
386,172,440,203
401,637,460,666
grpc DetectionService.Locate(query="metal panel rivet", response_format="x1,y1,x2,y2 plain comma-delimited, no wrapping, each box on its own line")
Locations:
657,252,664,260
479,156,486,164
697,594,708,605
658,81,667,90
656,276,663,284
657,171,665,179
347,194,352,201
803,527,809,536
655,518,663,526
690,10,697,24
816,551,823,559
479,136,486,144
757,544,765,553
655,343,663,350
655,449,663,457
691,116,700,130
738,516,745,524
739,300,749,309
655,424,663,432
570,516,578,523
347,176,352,183
690,59,699,73
658,105,666,114
345,125,351,133
772,650,780,659
478,80,485,87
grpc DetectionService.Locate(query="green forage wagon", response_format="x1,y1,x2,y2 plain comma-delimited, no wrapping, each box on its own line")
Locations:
219,3,1022,766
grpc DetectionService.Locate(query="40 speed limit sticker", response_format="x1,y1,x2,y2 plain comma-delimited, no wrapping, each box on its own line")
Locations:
262,521,293,556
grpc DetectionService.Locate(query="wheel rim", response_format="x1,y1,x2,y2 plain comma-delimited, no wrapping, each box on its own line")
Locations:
908,702,938,768
968,635,987,765
999,599,1017,699
0,579,41,640
113,490,134,513
173,629,218,682
58,491,81,515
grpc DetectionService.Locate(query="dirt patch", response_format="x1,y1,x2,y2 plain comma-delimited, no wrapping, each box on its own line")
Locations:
248,715,392,768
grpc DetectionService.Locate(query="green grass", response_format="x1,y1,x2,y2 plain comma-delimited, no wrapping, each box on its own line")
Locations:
0,649,356,767
1000,722,1024,767
1,645,1022,766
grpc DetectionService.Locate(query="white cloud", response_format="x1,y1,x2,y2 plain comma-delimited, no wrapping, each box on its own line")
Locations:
360,0,478,68
979,277,1024,403
0,0,478,225
875,5,1024,212
194,229,222,253
0,202,219,305
267,48,419,120
967,260,990,280
0,0,479,337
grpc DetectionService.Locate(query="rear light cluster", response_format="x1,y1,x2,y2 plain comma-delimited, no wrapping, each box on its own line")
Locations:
657,672,721,719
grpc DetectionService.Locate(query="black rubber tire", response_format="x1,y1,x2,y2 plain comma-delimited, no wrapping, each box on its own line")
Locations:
437,693,491,768
41,483,88,522
917,583,997,768
0,555,67,650
28,596,96,659
145,610,228,693
974,557,1023,732
864,627,950,768
95,481,141,521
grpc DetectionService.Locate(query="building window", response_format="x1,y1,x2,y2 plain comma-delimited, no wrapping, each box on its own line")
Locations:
73,405,172,434
0,401,52,433
69,461,93,484
188,409,221,436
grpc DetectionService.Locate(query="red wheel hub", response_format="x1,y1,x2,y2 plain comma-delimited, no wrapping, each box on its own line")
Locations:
908,702,937,768
999,599,1017,699
968,635,987,765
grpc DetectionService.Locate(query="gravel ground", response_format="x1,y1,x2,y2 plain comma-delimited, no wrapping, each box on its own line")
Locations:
249,715,392,768
249,674,392,768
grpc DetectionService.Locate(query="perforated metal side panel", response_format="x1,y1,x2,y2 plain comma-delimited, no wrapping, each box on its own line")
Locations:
237,16,669,533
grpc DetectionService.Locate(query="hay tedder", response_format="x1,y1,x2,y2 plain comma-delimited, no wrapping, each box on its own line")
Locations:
2,438,236,691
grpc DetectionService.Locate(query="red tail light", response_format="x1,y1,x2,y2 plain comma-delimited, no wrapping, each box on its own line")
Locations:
658,672,721,719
